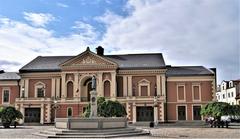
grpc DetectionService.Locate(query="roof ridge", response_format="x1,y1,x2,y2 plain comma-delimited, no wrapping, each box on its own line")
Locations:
106,53,163,56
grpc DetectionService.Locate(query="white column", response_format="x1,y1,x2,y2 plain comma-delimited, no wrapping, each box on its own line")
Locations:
97,72,103,97
156,75,161,96
161,102,165,122
51,78,56,97
111,72,116,97
127,76,132,96
56,78,60,98
154,107,158,125
19,104,24,124
161,75,166,96
40,104,44,124
132,103,136,123
61,73,66,98
25,79,29,97
74,73,79,97
123,76,128,97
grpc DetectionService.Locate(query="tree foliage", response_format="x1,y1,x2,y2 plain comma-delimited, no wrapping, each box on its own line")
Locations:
83,97,127,118
0,106,23,128
201,102,240,119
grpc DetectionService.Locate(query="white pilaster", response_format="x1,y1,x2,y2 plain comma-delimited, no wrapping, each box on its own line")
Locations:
19,104,24,124
25,79,29,97
156,75,161,96
61,73,66,98
111,72,116,97
123,76,128,97
74,73,79,97
56,78,60,98
161,102,165,122
127,76,132,96
97,72,103,97
47,104,51,123
51,78,56,97
132,103,136,123
161,75,166,96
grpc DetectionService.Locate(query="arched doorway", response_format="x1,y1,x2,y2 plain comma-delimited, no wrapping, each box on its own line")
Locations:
80,77,93,102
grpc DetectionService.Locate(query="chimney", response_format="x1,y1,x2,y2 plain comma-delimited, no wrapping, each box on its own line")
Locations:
96,46,104,56
0,70,4,74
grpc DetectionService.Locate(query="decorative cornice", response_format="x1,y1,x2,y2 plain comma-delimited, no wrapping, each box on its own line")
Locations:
118,69,167,75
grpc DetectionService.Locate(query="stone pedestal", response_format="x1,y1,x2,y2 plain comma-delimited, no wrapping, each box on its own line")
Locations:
90,90,97,118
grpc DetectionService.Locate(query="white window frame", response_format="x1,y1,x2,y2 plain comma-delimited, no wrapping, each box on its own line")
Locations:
138,79,150,96
192,83,201,102
2,88,10,104
177,83,186,102
34,82,46,98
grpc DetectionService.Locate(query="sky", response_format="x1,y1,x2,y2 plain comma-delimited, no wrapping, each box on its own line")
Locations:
0,0,239,84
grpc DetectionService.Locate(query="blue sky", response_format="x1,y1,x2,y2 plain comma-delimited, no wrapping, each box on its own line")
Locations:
0,0,239,84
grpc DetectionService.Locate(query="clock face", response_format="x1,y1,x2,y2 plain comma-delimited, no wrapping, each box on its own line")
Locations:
91,97,96,102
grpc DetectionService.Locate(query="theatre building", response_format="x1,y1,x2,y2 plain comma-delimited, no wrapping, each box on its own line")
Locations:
0,46,216,124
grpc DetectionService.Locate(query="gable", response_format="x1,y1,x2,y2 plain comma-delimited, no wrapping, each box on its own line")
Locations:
60,49,118,70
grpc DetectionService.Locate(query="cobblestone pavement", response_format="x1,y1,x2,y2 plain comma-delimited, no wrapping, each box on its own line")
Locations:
0,124,239,138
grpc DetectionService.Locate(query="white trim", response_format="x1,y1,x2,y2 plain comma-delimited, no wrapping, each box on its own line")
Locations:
2,87,10,104
177,84,186,102
176,104,187,120
192,83,201,102
138,79,150,96
192,104,203,121
34,81,46,98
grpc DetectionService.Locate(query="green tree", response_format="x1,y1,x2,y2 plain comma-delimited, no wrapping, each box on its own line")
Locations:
1,106,23,128
201,102,240,120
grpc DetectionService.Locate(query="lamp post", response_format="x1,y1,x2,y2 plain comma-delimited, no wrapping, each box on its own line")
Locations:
21,87,25,98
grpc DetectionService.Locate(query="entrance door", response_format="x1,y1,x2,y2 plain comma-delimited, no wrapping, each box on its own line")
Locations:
137,107,154,121
193,106,201,120
24,108,41,123
178,106,186,120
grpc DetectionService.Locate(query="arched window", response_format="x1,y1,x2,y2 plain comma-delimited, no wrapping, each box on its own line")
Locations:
67,81,73,98
104,80,110,97
67,107,72,117
87,82,92,101
35,82,45,98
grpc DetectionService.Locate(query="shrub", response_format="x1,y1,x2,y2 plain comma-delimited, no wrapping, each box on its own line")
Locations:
84,97,127,118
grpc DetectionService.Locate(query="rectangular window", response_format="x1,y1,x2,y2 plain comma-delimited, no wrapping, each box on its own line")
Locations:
223,94,225,99
193,86,200,100
3,90,10,103
231,92,234,97
37,88,44,97
228,93,230,98
178,85,185,101
141,86,148,96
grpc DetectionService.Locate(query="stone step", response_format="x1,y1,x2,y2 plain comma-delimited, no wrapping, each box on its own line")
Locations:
58,127,136,133
55,129,143,136
34,131,150,138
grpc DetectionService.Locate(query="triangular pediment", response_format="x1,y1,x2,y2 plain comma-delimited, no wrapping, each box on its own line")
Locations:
60,48,118,70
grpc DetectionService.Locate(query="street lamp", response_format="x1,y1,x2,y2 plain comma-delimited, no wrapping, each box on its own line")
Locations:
21,87,25,98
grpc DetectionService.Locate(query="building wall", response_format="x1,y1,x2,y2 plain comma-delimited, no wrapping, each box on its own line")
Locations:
28,79,52,98
166,80,214,121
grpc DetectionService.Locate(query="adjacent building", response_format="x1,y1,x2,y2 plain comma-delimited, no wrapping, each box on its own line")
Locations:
216,80,240,105
0,46,216,124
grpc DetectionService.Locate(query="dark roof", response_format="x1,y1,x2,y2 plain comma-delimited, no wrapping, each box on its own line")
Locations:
0,72,20,81
166,66,214,77
20,56,72,72
19,53,166,72
105,53,165,69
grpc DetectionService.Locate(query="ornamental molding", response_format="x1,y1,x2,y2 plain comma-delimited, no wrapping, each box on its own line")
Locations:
118,69,167,75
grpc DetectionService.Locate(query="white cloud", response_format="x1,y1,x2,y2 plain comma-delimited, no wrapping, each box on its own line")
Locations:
0,18,98,71
56,3,69,8
23,12,55,27
97,0,239,83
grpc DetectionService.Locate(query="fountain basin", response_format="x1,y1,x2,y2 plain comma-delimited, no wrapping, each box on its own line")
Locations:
55,117,127,129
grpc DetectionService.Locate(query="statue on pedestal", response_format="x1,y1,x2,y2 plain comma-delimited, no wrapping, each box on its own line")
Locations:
90,75,98,118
